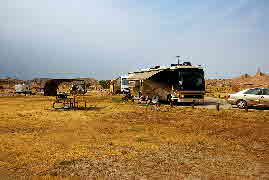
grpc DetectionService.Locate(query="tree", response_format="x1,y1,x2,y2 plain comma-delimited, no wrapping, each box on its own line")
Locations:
99,80,110,89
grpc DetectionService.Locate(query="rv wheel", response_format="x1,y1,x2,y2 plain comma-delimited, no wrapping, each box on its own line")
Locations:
167,95,172,103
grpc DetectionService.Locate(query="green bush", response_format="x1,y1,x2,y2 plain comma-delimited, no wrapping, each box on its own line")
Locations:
99,80,110,89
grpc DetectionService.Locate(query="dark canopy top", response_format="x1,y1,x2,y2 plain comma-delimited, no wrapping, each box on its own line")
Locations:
44,79,84,96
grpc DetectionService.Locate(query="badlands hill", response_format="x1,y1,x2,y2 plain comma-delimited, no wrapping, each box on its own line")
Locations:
206,72,269,89
206,72,269,97
0,77,98,90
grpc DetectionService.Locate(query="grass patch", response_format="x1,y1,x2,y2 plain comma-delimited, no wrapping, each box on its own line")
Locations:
111,96,122,103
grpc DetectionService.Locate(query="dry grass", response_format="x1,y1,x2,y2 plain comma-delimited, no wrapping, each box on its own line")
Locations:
0,92,268,179
205,85,233,99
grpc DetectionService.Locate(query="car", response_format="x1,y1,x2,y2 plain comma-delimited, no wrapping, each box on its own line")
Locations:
227,88,269,109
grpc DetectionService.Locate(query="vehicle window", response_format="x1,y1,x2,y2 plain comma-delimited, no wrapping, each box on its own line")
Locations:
122,79,129,86
244,89,262,95
181,71,204,91
262,89,269,95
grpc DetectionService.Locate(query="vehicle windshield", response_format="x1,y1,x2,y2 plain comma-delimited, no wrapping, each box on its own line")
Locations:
178,70,204,91
171,69,205,91
122,78,128,86
150,68,205,91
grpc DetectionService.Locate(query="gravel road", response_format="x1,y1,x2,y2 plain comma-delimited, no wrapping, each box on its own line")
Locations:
199,97,232,109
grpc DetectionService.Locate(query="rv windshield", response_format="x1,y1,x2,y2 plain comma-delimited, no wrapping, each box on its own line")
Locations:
121,78,128,86
180,70,204,91
149,68,205,91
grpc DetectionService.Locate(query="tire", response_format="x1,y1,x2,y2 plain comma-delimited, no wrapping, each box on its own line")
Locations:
167,94,176,106
152,96,159,104
237,100,247,109
167,95,172,103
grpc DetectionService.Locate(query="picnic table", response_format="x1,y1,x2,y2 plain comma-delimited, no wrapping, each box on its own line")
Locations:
52,94,86,109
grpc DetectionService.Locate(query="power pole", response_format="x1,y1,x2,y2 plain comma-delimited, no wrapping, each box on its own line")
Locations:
176,56,180,65
257,67,261,74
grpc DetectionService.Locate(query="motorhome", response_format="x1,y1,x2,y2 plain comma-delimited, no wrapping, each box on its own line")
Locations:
128,62,205,103
120,75,129,93
110,75,129,94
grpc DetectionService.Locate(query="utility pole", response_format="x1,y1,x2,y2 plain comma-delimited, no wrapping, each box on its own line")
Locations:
176,56,180,65
257,67,261,73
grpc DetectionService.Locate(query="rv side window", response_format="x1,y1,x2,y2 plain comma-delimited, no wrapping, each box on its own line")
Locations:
128,81,135,87
178,71,183,86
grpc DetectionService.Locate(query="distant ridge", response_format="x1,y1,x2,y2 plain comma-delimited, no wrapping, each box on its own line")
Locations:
206,72,269,89
0,77,98,89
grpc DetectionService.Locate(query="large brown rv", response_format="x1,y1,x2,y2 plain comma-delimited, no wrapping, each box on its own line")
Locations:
128,63,205,103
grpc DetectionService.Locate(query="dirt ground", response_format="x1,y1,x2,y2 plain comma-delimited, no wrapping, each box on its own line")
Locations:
0,92,268,179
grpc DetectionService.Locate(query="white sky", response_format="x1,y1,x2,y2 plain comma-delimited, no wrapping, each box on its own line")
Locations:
0,0,268,79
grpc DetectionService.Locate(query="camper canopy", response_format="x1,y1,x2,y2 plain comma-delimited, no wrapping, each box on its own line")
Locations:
44,79,84,96
128,70,162,81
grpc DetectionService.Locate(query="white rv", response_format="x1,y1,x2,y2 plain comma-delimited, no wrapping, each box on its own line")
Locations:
110,75,129,94
120,75,129,93
15,84,32,95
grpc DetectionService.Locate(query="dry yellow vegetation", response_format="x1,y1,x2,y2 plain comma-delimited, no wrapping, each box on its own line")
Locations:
0,92,268,179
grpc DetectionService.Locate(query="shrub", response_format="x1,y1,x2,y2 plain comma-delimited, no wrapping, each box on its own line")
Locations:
99,80,110,89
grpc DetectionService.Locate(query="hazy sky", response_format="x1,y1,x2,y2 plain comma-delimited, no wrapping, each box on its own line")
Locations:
0,0,268,80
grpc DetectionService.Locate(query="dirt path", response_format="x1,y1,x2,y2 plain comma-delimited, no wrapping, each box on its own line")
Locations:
200,97,232,109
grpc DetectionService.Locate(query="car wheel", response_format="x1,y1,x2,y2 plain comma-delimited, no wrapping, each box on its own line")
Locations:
237,100,247,109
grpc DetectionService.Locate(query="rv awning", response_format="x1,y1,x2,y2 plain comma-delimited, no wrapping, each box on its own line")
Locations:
128,70,161,80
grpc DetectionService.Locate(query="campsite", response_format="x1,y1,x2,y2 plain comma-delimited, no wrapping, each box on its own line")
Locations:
0,86,269,179
1,0,269,179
